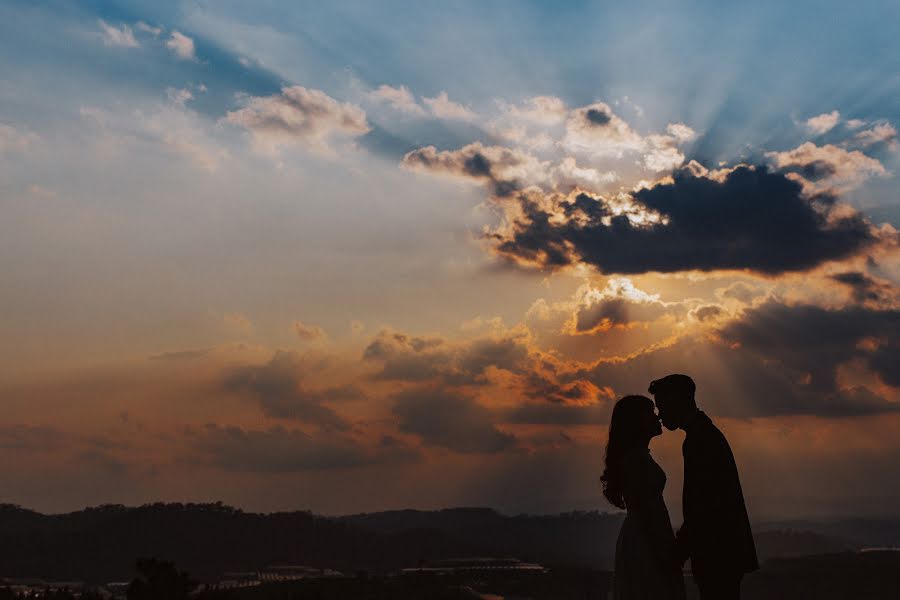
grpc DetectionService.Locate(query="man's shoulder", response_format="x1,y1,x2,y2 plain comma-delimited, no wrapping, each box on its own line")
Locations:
688,413,733,452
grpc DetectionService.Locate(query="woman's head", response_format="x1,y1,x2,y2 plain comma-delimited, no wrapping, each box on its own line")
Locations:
600,395,662,509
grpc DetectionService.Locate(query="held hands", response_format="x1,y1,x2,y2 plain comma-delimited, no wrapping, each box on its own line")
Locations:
674,526,690,566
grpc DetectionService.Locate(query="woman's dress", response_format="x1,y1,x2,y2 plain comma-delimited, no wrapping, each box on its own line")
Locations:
612,449,686,600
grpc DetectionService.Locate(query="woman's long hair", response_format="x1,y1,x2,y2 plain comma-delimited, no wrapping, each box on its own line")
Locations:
600,395,654,509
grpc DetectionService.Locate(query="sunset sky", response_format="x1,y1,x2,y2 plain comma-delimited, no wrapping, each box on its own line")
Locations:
1,0,899,520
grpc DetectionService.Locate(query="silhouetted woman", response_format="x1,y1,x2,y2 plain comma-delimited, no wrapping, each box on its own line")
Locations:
602,395,685,600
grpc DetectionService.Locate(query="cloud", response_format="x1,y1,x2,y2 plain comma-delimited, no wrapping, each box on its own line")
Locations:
166,30,197,61
225,86,369,154
850,122,897,150
561,103,694,171
830,271,896,304
391,387,516,453
578,321,899,420
766,142,888,194
422,91,476,121
135,22,162,37
165,87,194,106
402,142,549,197
573,278,672,333
97,20,139,48
223,312,254,336
192,425,375,472
719,300,900,398
690,304,724,322
224,351,356,429
553,157,618,192
369,84,425,115
805,110,840,135
404,98,695,203
717,281,764,304
362,329,532,385
294,320,326,341
496,96,568,125
80,99,225,171
363,330,449,381
487,165,883,275
562,102,645,158
362,327,602,408
0,122,38,154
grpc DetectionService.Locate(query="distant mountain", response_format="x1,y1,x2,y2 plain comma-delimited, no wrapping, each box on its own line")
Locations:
757,518,900,549
338,507,623,569
753,529,856,562
1,502,897,585
0,503,621,583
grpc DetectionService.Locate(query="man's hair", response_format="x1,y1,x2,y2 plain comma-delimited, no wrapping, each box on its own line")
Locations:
648,373,696,400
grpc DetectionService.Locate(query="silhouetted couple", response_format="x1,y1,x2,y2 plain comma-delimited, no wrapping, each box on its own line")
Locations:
602,374,758,600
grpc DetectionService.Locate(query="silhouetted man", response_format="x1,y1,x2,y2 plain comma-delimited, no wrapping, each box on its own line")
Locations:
649,374,758,600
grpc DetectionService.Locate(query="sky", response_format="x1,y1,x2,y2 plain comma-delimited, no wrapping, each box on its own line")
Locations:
1,0,899,519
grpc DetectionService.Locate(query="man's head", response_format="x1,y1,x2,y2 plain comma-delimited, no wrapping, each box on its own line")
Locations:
648,373,697,430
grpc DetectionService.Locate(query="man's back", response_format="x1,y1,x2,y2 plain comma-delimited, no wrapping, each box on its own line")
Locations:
681,412,758,580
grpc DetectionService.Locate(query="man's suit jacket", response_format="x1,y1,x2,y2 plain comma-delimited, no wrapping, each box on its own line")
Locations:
677,411,759,582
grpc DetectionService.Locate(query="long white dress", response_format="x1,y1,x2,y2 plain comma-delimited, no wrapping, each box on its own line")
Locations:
611,449,685,600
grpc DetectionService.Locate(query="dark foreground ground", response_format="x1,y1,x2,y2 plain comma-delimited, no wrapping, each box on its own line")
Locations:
3,552,900,599
189,552,900,600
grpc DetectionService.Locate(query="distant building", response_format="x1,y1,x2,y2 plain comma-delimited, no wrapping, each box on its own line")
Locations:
217,571,261,589
401,557,547,575
257,565,343,582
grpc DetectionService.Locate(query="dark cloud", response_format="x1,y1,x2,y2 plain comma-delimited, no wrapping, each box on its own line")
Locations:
392,387,516,453
457,337,529,375
363,330,529,384
571,299,900,418
364,329,601,410
720,301,900,394
869,341,900,387
402,143,530,198
521,370,603,405
718,282,763,303
579,330,899,419
692,304,723,322
792,159,837,181
830,271,894,303
489,166,884,274
463,152,492,177
584,108,612,126
224,351,356,430
575,297,670,332
363,331,450,381
192,425,385,472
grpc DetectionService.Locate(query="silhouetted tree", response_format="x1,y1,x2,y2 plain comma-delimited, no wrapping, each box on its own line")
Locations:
127,558,192,600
